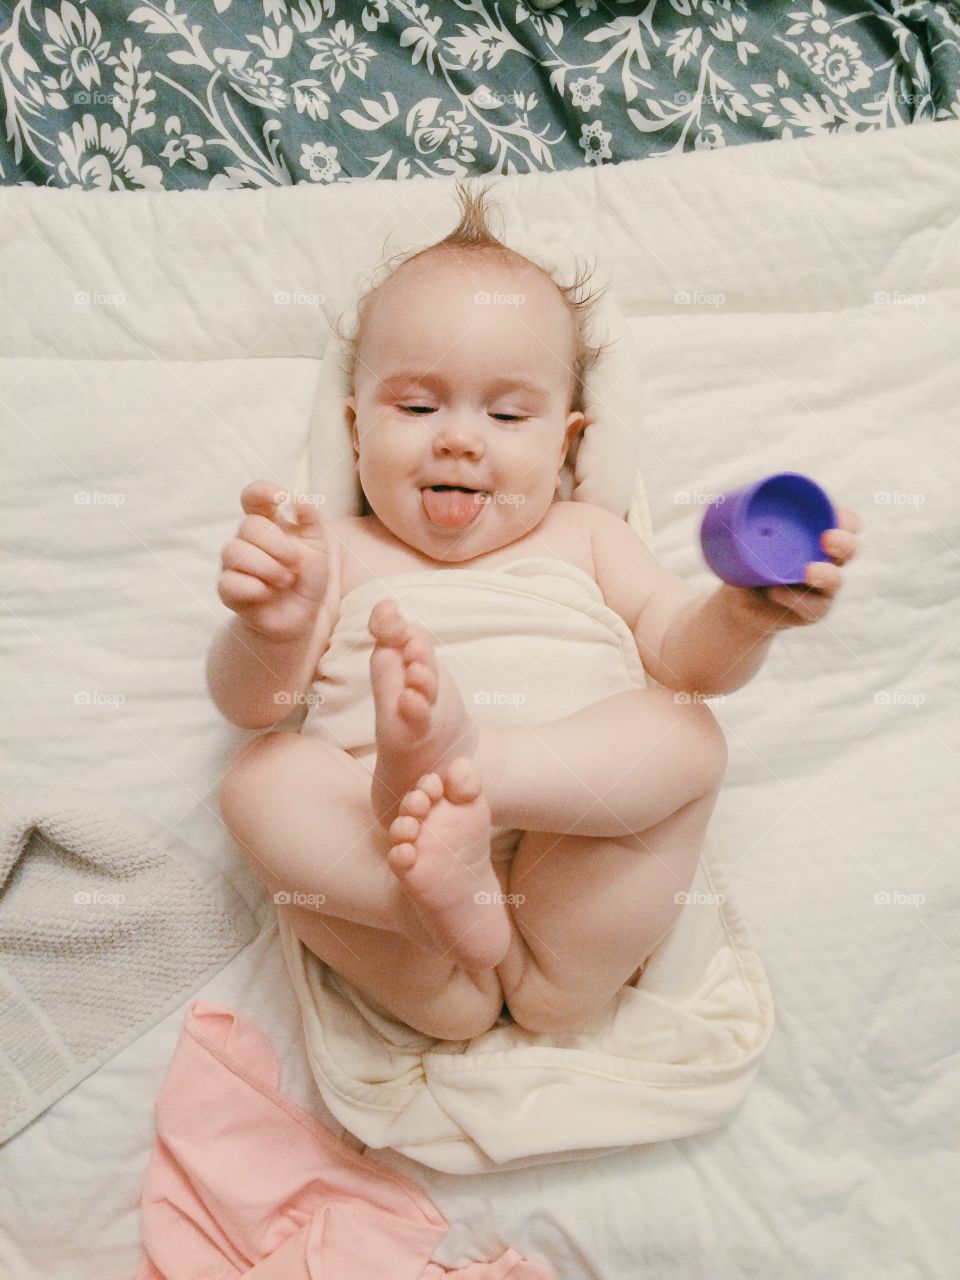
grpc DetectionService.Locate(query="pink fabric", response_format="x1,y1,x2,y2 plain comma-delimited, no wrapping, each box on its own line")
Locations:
135,1002,553,1280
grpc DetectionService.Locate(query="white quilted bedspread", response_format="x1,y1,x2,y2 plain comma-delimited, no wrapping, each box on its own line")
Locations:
1,120,958,1278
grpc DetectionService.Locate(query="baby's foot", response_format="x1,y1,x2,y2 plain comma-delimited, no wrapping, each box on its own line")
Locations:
368,598,478,830
387,759,512,973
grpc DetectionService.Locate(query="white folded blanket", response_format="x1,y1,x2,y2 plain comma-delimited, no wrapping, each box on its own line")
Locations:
282,555,775,1174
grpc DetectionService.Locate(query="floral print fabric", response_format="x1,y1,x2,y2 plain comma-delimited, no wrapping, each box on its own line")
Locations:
1,0,958,189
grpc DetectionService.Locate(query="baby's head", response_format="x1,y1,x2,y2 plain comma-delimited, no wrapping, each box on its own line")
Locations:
338,181,610,563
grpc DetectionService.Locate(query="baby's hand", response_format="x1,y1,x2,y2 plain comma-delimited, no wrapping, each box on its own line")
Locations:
722,505,863,634
217,480,331,641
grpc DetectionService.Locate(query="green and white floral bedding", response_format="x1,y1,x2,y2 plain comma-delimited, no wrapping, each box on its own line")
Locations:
1,0,959,189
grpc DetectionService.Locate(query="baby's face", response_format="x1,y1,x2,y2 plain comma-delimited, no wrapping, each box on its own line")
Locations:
345,251,585,563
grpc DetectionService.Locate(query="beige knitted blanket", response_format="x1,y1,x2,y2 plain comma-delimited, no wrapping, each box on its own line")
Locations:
0,800,258,1144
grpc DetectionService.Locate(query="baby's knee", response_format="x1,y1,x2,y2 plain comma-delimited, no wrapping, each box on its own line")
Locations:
219,731,297,831
662,689,729,790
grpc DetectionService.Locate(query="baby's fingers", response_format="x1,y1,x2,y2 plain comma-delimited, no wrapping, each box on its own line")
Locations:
820,529,856,563
237,514,301,568
221,538,295,589
240,479,298,535
803,560,842,595
217,569,274,609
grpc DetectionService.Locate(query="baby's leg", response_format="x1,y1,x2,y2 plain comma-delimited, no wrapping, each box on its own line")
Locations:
218,733,505,1041
478,686,727,837
487,695,729,1034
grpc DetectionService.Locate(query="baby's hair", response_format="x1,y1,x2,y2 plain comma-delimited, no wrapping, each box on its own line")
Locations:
335,177,615,415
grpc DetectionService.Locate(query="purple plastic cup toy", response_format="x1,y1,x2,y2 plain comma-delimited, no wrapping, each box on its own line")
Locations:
699,472,838,588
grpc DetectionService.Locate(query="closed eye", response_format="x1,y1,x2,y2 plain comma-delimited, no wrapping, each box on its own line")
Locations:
399,405,526,422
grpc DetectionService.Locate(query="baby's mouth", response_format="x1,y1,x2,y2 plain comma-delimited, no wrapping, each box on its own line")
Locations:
423,485,489,494
420,485,491,528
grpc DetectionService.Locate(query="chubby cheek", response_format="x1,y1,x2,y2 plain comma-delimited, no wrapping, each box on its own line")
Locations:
497,490,549,536
357,441,401,493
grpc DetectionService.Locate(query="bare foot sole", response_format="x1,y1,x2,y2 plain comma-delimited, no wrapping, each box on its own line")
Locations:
386,757,512,972
368,598,479,830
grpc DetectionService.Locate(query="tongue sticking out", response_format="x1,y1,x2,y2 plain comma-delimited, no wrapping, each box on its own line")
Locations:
422,487,485,528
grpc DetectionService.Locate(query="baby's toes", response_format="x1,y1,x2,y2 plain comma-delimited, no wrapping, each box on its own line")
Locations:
442,757,483,804
388,811,420,850
369,599,411,646
387,841,418,874
387,813,421,873
413,772,444,802
404,659,438,703
398,786,433,821
397,683,433,729
404,629,437,673
403,627,435,667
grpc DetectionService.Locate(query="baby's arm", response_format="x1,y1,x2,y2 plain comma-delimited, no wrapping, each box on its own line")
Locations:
586,503,775,696
206,481,338,729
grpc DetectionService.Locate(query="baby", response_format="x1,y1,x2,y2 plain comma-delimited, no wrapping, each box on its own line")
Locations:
209,182,861,1041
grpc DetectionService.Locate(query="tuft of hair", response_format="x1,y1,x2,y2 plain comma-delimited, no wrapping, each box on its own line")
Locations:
335,177,616,415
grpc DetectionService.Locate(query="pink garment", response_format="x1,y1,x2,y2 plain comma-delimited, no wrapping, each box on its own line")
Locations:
135,1002,553,1280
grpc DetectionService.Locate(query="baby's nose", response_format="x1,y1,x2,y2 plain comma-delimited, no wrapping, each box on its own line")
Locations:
434,419,485,457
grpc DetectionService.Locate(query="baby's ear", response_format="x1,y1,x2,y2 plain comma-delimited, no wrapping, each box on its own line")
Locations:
344,397,359,455
564,410,587,452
